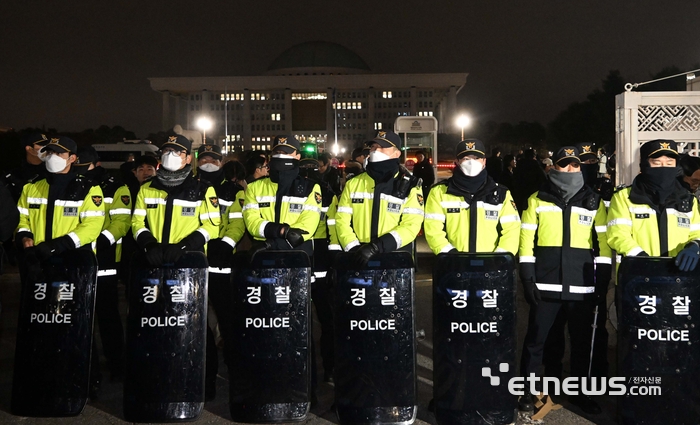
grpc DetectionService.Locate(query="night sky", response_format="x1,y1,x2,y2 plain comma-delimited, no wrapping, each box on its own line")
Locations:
2,1,698,138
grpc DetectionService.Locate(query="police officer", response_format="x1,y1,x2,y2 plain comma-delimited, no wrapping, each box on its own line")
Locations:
335,130,424,265
424,139,520,255
518,146,611,415
3,133,50,202
73,146,132,383
607,139,700,271
544,142,615,381
4,133,50,276
120,154,158,285
17,137,105,265
242,135,321,259
196,143,245,400
132,135,220,265
299,155,339,383
16,137,106,398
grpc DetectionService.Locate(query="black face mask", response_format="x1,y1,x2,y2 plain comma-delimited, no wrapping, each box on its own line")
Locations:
268,156,299,183
366,158,399,182
197,168,224,184
450,164,487,195
640,165,679,203
581,163,598,187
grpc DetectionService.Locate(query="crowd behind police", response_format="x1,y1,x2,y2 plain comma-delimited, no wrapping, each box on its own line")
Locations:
1,130,700,419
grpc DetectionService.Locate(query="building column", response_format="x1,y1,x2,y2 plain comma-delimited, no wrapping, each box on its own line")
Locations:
162,91,170,131
326,88,335,145
284,88,292,134
243,89,252,150
447,86,457,133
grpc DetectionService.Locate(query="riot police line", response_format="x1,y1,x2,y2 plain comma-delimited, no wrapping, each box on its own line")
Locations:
4,132,700,425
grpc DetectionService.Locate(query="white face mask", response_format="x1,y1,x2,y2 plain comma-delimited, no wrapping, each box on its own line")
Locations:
459,159,484,177
46,154,68,173
198,163,220,172
161,152,183,171
368,150,392,163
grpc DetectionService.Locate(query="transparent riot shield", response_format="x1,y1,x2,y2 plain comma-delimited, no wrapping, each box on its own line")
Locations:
618,257,700,425
432,253,517,425
123,252,208,422
11,250,98,417
229,250,312,423
333,251,417,425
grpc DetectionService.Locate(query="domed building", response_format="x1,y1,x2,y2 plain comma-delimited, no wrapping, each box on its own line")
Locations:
150,41,467,152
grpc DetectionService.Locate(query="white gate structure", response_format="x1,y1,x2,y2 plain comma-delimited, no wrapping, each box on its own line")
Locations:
615,91,700,186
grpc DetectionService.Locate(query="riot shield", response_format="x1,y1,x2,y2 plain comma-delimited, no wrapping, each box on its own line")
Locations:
618,257,700,425
123,252,208,422
432,253,517,425
333,251,417,425
11,249,98,417
229,250,312,423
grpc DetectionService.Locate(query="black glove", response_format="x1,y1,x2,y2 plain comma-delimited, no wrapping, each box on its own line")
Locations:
448,248,459,253
520,263,540,306
264,222,290,239
595,264,612,301
676,244,700,272
163,242,187,264
285,228,309,248
33,235,73,261
249,240,271,260
207,239,233,267
144,242,164,267
348,244,361,253
635,251,649,257
354,242,380,268
95,233,112,255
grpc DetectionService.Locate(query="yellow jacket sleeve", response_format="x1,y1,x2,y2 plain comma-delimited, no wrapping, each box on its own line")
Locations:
594,199,612,263
222,190,246,249
690,198,700,243
518,193,539,263
496,190,521,255
424,186,451,255
335,182,360,250
131,185,150,242
380,185,424,250
197,186,221,243
243,182,267,239
71,185,106,247
16,184,32,237
326,195,341,251
296,183,322,240
102,185,132,243
606,190,643,256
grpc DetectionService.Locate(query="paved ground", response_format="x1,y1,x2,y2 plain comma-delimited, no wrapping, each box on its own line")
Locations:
0,236,619,424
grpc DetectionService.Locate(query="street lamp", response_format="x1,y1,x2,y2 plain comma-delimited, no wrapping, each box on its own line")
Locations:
456,114,471,141
196,116,213,145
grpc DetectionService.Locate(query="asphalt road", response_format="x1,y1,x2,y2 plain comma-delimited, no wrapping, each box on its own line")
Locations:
0,237,619,424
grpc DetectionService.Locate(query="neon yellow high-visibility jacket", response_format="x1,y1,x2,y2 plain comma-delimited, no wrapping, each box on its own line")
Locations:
16,175,105,248
101,184,132,262
335,169,424,252
519,182,611,301
131,174,220,248
607,183,700,258
221,189,247,250
242,176,321,242
424,177,520,255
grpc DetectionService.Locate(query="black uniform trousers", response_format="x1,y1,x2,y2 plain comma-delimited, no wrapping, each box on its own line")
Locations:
521,298,596,384
95,245,125,378
311,238,335,376
543,297,608,379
